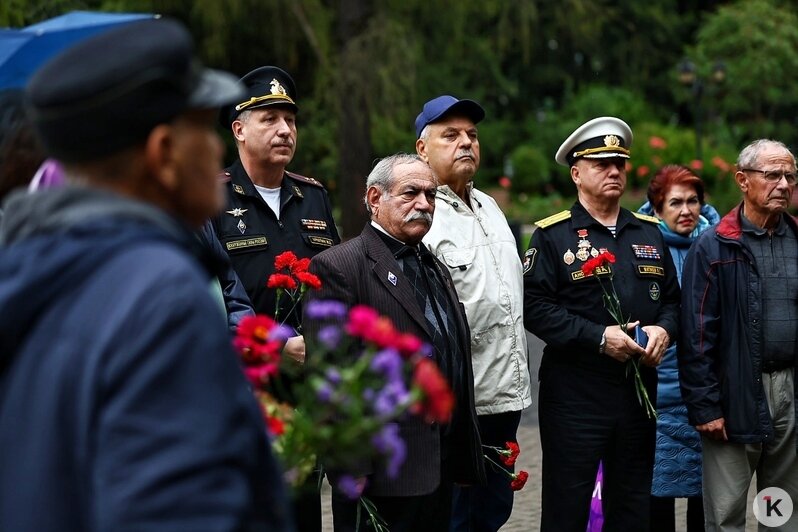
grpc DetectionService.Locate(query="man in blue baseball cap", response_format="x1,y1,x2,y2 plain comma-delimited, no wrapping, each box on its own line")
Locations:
416,95,532,532
0,18,291,532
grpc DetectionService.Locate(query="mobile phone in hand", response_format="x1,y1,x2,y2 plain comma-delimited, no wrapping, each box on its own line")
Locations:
634,325,648,348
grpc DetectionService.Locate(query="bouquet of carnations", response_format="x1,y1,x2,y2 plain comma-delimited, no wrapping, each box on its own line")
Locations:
233,252,456,496
581,251,657,419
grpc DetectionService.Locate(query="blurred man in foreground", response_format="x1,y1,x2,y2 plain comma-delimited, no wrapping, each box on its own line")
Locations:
0,19,290,532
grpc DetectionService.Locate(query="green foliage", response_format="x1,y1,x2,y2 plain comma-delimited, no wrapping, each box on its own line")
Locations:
689,0,798,143
508,145,552,195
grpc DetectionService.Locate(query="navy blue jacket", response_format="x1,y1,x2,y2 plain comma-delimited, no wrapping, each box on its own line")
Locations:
679,204,798,444
197,219,255,332
0,187,291,531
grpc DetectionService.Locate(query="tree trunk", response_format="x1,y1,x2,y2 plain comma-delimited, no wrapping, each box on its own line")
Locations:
335,0,372,240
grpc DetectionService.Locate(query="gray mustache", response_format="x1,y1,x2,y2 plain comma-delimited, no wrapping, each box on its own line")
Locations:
404,211,432,224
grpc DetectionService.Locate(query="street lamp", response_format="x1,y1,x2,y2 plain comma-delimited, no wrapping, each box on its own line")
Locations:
677,59,727,164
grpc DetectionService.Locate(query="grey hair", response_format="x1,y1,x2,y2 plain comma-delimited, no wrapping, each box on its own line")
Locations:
737,139,796,169
363,153,431,214
418,125,430,142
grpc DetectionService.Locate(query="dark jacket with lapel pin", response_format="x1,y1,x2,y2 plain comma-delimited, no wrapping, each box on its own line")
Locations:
305,223,485,497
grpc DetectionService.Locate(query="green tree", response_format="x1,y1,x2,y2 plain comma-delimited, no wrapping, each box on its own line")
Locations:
689,0,798,141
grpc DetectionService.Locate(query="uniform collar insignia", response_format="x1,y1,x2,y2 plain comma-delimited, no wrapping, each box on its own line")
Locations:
292,185,304,198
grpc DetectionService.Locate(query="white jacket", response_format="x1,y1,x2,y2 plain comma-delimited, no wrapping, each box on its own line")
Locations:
423,184,532,415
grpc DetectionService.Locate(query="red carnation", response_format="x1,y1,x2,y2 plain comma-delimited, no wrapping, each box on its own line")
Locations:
267,273,297,290
296,271,322,290
266,414,285,436
394,333,424,358
412,358,455,424
274,251,298,270
581,251,616,277
511,470,529,491
500,441,521,466
291,257,311,275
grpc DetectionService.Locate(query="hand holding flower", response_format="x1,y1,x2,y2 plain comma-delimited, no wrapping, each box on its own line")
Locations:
282,335,306,364
582,251,657,419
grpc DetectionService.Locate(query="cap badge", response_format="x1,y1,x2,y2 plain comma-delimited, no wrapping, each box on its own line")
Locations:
226,208,248,217
270,78,287,96
604,135,620,148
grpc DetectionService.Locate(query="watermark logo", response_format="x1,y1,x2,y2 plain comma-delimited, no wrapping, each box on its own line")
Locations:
753,487,793,527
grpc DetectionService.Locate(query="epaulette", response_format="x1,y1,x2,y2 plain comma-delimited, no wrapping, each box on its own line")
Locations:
633,212,660,224
286,171,324,188
217,171,231,183
534,210,571,229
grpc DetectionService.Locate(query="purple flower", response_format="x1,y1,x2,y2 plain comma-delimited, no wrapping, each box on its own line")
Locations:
370,348,402,382
337,474,366,500
318,325,342,350
371,424,407,478
306,299,347,320
420,342,434,358
373,381,410,417
316,381,333,403
271,324,296,342
325,367,342,385
363,388,375,402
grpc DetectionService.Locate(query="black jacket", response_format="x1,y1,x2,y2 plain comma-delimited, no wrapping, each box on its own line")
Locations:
304,224,486,497
213,160,340,327
524,201,680,381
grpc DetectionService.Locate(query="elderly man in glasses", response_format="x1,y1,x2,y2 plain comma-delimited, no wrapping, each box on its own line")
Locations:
680,139,798,530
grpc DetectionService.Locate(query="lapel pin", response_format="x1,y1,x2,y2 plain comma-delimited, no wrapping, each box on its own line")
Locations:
388,271,397,286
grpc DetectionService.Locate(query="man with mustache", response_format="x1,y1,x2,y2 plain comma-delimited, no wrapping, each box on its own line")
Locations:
415,95,532,531
213,66,340,531
679,139,798,530
304,153,485,531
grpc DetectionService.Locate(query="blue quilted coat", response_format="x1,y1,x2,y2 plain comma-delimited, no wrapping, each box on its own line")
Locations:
638,201,719,497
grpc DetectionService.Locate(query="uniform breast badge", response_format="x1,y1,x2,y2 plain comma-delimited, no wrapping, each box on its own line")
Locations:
237,219,246,234
226,208,248,217
631,244,661,260
563,249,576,265
575,228,591,262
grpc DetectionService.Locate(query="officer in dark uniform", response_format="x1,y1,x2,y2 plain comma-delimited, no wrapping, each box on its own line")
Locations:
214,65,339,532
523,117,680,532
214,66,340,337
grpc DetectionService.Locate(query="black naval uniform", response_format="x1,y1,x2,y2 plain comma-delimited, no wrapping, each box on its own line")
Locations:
213,159,340,329
523,201,680,532
214,159,339,532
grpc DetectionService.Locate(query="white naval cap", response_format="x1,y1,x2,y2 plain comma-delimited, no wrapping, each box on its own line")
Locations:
555,116,633,167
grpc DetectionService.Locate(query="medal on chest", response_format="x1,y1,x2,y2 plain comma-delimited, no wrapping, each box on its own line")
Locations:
575,228,592,262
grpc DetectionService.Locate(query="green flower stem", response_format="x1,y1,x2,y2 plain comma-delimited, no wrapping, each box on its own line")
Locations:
594,271,657,419
483,454,516,479
357,496,389,532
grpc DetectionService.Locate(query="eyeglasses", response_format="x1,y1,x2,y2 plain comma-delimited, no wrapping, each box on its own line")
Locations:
742,168,798,185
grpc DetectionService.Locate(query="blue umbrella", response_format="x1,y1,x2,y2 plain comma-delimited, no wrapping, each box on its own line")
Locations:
0,11,156,89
